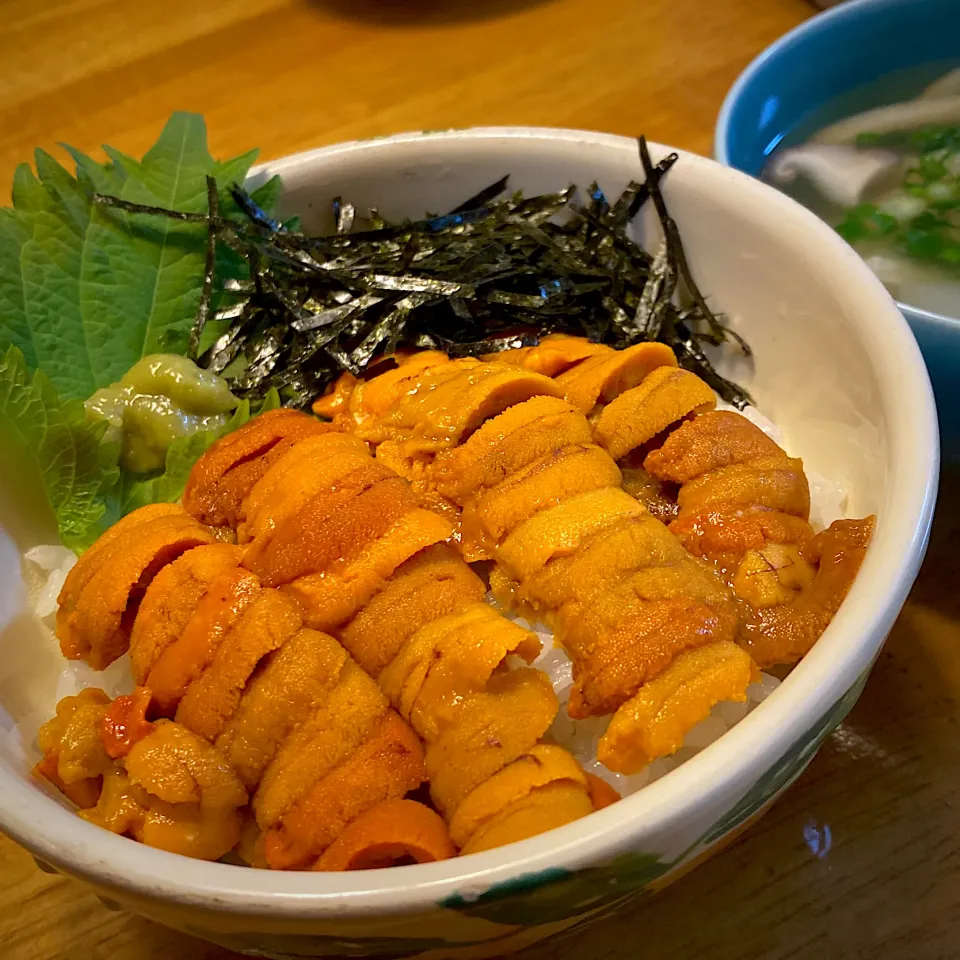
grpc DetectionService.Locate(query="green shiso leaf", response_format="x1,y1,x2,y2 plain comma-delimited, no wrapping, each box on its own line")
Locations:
0,112,279,399
0,345,120,551
0,114,287,549
0,347,279,552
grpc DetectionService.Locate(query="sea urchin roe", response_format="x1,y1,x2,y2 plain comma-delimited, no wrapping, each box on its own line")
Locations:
597,640,758,774
36,689,114,795
145,567,262,715
120,720,248,860
252,660,387,830
100,687,155,759
56,510,218,670
425,668,558,817
128,543,244,685
585,773,621,811
86,354,238,474
263,711,425,870
552,340,678,413
314,799,455,871
337,543,486,678
644,410,786,484
592,365,717,462
428,395,592,505
461,442,622,559
448,744,588,848
174,590,303,743
184,409,335,530
215,628,349,791
379,602,540,741
460,781,594,855
740,516,875,668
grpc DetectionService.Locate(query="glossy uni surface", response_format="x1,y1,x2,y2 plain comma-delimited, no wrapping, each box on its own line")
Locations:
0,128,939,959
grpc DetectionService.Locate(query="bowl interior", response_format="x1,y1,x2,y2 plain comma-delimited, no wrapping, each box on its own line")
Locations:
717,0,960,176
269,130,912,512
0,130,938,909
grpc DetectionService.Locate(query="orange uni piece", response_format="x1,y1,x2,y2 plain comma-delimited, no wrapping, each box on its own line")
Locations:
557,563,739,719
57,505,183,613
129,543,243,684
237,432,371,544
175,589,303,743
33,752,102,809
668,505,815,577
34,689,113,809
460,442,622,561
325,352,453,439
253,660,387,830
395,362,566,454
264,711,426,870
146,568,262,715
379,602,540,742
182,408,331,527
554,340,678,413
425,669,558,817
740,517,875,668
675,456,811,521
515,512,691,613
57,509,216,669
597,640,758,774
122,720,248,861
496,487,645,582
216,628,348,791
448,744,588,849
460,781,594,855
592,366,717,462
315,799,455,871
488,333,611,378
337,544,486,678
428,395,591,505
282,508,454,632
100,687,155,759
585,773,621,811
311,370,360,420
644,410,786,484
242,462,410,585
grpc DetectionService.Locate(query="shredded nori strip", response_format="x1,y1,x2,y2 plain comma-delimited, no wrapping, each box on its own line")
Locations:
93,138,752,408
188,175,220,360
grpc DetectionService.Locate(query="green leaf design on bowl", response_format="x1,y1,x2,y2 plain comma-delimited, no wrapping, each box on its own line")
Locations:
442,852,674,926
699,670,870,848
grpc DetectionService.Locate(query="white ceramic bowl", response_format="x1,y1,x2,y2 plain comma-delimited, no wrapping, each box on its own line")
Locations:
0,128,939,959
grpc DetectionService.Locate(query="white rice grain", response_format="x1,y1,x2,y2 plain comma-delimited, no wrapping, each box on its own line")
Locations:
523,617,783,796
24,545,76,625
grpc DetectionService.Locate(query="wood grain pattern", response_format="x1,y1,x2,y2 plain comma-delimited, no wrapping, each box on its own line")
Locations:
4,1,955,958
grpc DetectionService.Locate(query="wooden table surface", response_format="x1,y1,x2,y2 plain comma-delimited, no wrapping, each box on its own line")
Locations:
4,0,959,958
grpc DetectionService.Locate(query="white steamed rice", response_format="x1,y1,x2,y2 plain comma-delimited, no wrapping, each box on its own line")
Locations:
20,404,845,797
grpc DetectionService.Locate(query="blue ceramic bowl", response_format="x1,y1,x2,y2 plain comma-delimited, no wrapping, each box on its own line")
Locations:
715,0,960,457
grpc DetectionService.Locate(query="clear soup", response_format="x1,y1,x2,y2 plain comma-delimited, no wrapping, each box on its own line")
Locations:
763,61,960,320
